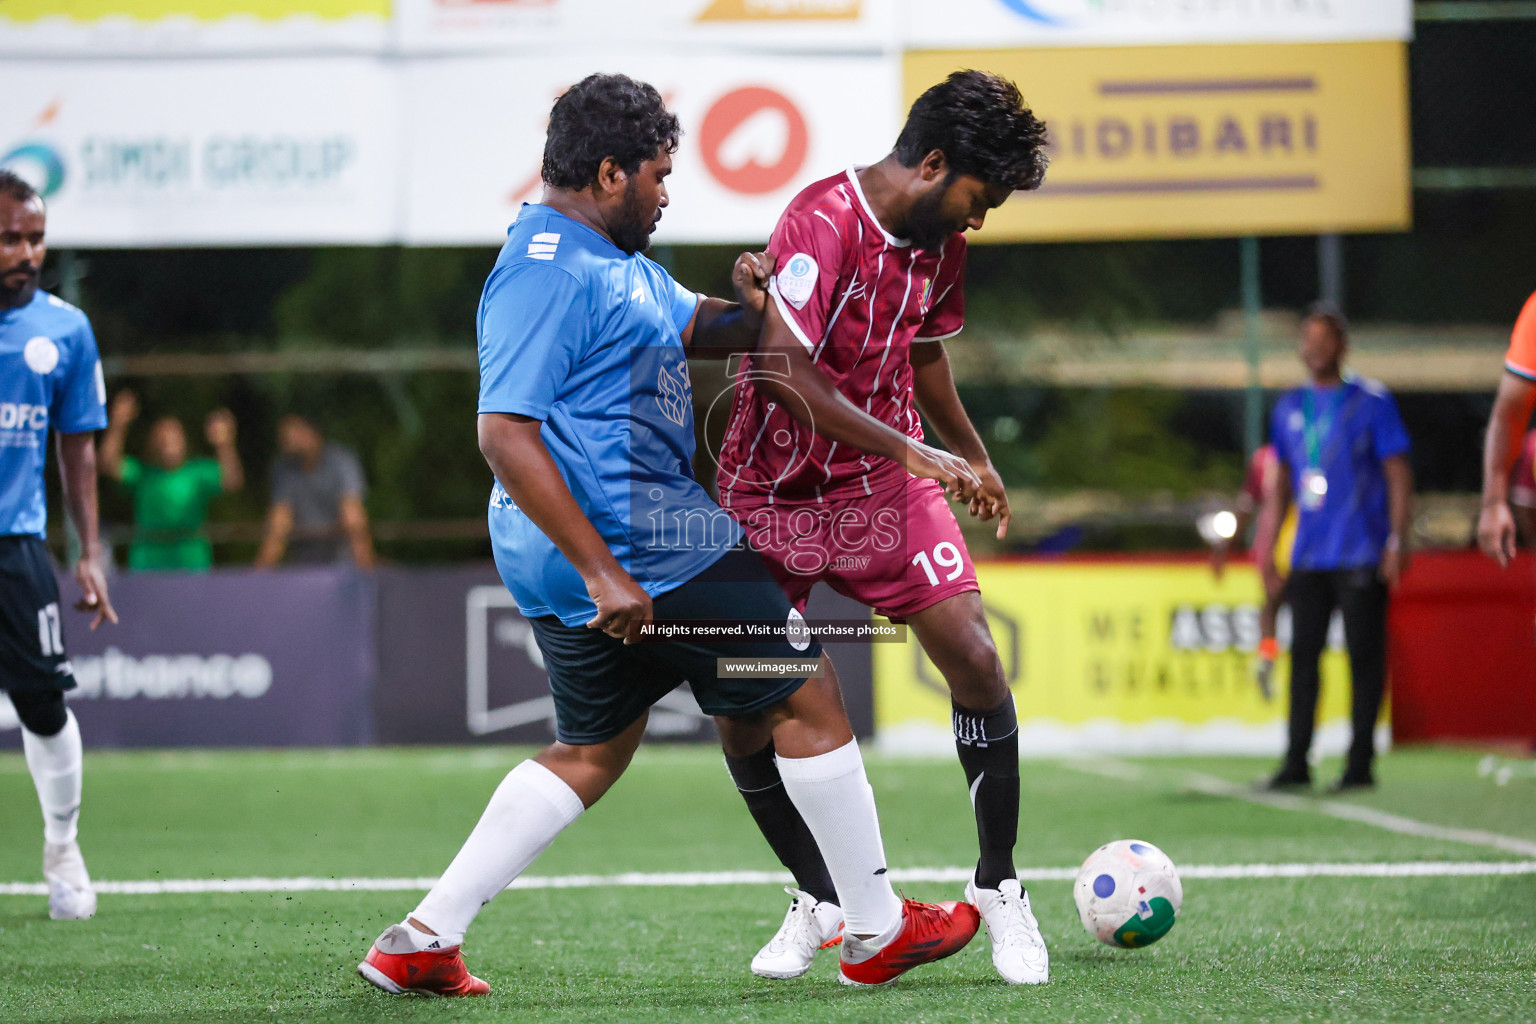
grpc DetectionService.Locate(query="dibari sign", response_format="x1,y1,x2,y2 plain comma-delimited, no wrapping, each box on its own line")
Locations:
906,42,1411,241
874,562,1373,756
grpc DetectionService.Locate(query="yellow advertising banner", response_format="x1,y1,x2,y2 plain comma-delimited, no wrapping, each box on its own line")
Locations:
904,42,1411,242
874,562,1371,755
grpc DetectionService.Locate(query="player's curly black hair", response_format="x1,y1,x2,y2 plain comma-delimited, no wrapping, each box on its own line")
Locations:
542,74,682,191
0,169,40,205
894,70,1049,191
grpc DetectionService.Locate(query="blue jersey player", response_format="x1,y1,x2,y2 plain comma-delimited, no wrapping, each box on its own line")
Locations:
358,74,979,998
0,169,114,921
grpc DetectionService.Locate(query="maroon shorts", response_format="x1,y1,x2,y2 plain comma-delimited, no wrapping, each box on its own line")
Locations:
726,478,980,621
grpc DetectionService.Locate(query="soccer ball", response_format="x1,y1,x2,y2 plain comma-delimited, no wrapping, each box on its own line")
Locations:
1073,839,1183,948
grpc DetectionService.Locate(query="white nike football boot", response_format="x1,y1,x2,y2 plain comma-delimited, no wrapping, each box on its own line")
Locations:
965,875,1048,984
44,840,97,921
750,888,844,979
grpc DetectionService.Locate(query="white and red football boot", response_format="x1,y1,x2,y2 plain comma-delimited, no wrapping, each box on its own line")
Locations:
358,924,491,997
838,897,980,987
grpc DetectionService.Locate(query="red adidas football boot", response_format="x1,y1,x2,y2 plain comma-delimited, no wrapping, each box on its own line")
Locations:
838,898,981,986
357,924,491,997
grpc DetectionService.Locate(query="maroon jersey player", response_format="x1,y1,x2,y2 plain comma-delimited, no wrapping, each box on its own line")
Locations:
712,71,1053,987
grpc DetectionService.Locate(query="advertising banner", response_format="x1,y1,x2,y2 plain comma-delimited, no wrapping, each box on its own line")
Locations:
0,569,374,749
902,0,1412,50
395,0,896,54
401,54,899,245
0,59,400,247
0,0,388,57
873,561,1373,756
906,42,1410,241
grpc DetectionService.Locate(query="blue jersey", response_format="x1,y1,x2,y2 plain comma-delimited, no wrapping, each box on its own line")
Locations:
478,205,742,626
1271,378,1410,572
0,291,107,539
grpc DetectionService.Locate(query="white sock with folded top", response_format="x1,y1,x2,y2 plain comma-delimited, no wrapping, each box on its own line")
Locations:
775,739,903,939
409,759,585,941
23,710,83,846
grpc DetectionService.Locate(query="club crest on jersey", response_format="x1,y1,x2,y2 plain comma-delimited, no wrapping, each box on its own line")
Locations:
24,336,59,375
920,278,933,313
776,253,819,310
656,360,691,428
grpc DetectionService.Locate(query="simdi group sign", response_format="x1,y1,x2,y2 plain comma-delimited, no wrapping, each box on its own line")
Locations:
907,41,1411,241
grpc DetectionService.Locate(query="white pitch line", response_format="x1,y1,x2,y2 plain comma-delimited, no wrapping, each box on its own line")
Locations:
1184,772,1536,859
2,861,1533,898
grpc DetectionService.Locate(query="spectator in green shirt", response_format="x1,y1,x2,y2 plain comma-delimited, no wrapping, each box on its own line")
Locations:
99,390,244,571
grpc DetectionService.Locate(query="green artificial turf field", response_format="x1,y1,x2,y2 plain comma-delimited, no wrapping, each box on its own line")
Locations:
2,746,1533,1024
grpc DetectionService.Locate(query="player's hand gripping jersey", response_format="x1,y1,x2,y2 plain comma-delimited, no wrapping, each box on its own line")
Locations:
717,169,965,505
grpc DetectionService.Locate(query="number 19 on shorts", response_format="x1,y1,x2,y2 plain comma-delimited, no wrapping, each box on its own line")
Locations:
912,542,964,587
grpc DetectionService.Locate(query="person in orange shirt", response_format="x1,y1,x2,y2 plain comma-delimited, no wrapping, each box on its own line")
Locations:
1479,290,1536,565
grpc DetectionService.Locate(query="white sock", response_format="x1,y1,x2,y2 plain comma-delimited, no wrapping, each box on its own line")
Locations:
23,709,83,846
376,920,458,954
776,739,902,938
410,760,584,939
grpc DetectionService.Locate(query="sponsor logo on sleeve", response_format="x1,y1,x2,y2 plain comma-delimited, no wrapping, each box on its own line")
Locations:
527,232,560,260
776,252,819,310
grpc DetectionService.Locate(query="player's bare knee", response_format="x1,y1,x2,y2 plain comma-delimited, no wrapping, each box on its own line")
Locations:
942,639,1007,709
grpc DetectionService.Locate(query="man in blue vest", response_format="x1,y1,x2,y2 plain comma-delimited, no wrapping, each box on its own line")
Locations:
1258,306,1413,792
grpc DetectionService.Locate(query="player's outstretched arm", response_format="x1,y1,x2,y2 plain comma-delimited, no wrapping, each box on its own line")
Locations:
1479,372,1536,566
752,298,981,502
683,251,775,359
478,413,652,641
911,339,1009,538
56,431,117,629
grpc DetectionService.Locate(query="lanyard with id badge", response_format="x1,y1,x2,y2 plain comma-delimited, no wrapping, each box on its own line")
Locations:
1299,387,1344,511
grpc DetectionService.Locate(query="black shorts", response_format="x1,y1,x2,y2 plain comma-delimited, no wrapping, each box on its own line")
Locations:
529,545,825,745
0,535,77,693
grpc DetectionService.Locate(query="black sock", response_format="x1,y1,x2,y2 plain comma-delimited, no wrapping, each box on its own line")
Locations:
724,741,839,906
953,697,1020,890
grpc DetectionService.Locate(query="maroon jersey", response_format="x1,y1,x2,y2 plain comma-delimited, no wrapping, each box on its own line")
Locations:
1237,444,1277,515
717,168,966,505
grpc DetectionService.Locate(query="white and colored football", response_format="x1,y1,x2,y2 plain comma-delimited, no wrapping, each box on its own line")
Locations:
1073,839,1183,948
